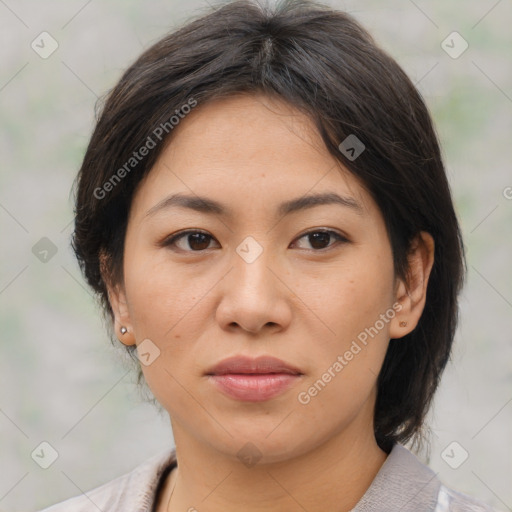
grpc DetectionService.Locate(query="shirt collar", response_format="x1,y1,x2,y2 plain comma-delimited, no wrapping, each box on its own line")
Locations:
351,443,441,512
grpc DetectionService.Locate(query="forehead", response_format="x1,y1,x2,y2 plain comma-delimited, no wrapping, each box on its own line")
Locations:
130,93,376,219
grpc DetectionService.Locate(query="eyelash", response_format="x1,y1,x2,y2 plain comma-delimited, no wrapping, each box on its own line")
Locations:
161,229,349,253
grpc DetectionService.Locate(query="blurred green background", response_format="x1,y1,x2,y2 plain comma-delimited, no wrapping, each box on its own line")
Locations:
0,1,511,510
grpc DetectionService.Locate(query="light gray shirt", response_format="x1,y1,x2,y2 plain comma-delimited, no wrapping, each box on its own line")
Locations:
37,443,500,511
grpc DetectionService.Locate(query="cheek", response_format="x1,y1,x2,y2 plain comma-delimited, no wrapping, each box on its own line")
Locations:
121,245,225,377
299,250,395,396
124,252,209,338
312,249,395,343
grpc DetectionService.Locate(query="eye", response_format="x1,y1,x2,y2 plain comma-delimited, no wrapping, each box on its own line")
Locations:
162,230,219,252
291,229,348,251
161,228,348,253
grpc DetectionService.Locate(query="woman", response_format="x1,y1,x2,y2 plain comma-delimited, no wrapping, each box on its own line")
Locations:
39,0,499,510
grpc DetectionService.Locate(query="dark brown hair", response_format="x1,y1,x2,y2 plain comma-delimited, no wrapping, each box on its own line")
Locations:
71,0,466,453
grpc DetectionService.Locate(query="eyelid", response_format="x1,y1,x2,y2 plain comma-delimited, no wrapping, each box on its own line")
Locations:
160,229,218,250
160,228,349,252
292,228,349,250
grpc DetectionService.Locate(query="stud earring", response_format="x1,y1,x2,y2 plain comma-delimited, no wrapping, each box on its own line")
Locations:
399,321,407,327
120,326,128,335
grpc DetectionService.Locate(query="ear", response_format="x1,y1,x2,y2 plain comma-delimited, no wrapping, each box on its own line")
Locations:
389,231,435,339
99,251,136,346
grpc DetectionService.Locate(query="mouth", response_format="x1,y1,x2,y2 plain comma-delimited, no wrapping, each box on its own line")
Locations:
205,355,303,402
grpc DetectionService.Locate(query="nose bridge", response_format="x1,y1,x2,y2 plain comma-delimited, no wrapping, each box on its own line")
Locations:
232,237,276,299
215,236,291,333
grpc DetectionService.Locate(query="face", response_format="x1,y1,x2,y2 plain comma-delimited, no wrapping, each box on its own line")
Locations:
109,93,418,464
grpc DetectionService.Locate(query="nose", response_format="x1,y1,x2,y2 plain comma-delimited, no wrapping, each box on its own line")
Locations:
215,245,292,335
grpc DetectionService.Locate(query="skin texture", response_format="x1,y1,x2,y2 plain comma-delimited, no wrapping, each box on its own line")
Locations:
105,93,435,512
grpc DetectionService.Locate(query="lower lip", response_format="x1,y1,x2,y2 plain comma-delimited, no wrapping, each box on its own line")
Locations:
208,373,301,402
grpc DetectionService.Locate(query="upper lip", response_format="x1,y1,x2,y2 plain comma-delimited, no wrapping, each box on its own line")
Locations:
206,355,303,376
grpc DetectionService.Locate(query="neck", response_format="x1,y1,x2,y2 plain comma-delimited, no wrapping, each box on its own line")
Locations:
164,422,388,512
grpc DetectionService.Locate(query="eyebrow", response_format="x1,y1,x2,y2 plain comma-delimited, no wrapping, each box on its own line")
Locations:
145,191,364,219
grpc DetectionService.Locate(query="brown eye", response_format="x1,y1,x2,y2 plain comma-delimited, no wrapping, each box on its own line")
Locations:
292,230,348,251
163,230,217,252
162,229,347,253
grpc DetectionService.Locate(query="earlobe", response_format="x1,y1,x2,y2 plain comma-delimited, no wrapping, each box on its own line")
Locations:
100,251,136,346
118,324,135,345
108,284,136,346
389,231,435,339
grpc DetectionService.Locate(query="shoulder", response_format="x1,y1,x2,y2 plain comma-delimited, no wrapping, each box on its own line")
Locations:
435,484,503,512
37,449,176,512
390,444,502,512
390,444,501,512
352,443,501,512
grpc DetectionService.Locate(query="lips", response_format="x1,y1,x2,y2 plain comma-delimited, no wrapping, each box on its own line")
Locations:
206,355,302,376
206,355,303,402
